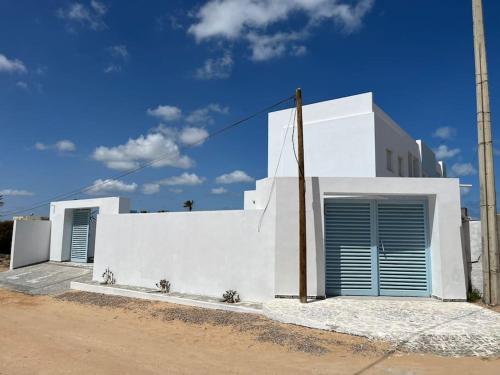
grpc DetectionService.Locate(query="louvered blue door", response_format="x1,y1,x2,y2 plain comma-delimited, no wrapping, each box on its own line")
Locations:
325,200,430,297
70,209,91,263
377,202,430,297
324,201,378,296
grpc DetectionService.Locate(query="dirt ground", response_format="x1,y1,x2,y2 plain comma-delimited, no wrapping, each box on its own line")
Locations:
0,289,498,375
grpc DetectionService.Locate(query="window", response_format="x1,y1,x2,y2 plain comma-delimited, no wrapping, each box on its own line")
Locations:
408,153,414,177
413,157,420,177
398,156,404,177
386,149,393,172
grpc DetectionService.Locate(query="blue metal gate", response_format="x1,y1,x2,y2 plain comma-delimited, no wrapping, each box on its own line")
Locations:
70,209,91,263
324,199,430,297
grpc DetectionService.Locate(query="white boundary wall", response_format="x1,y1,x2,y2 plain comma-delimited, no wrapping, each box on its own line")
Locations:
93,209,276,302
10,220,51,269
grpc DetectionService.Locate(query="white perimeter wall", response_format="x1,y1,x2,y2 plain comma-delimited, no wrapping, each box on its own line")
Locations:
49,197,130,261
10,220,51,269
93,209,276,302
468,220,483,294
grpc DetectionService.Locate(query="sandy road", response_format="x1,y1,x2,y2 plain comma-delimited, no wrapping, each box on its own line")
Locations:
0,289,498,375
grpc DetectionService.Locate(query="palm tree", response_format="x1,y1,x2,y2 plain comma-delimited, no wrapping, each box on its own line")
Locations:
183,200,194,212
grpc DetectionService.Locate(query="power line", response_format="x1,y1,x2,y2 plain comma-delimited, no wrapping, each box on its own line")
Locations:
1,95,295,218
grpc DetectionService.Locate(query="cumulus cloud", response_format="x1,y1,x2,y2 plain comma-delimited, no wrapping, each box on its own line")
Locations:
433,126,456,140
451,163,477,177
158,173,205,186
179,127,209,146
0,189,34,196
211,186,228,194
92,132,193,170
35,140,76,153
57,0,108,31
142,183,160,195
147,105,182,122
195,52,234,80
433,145,460,160
215,170,254,184
185,104,229,125
86,179,137,195
0,53,27,73
188,0,374,62
104,45,129,73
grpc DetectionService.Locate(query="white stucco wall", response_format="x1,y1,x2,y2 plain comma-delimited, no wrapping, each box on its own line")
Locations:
468,220,483,294
10,220,51,269
49,197,130,261
92,209,276,302
268,92,377,178
264,177,466,300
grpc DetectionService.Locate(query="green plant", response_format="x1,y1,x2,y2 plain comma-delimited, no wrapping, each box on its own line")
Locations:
222,290,240,303
156,279,171,293
468,288,482,302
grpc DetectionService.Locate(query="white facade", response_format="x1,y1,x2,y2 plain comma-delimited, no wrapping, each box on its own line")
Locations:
10,219,51,269
268,92,444,179
14,92,467,302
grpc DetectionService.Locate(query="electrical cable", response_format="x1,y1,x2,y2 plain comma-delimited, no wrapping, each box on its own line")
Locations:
1,95,295,218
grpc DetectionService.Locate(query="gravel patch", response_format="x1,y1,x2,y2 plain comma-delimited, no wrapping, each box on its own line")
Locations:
55,291,388,356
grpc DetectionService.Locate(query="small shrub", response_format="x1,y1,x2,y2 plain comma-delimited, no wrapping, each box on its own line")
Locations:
468,288,482,302
156,279,171,293
222,290,240,303
101,267,116,285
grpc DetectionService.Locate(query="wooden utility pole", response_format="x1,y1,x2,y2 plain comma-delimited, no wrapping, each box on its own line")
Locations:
473,0,500,305
296,88,307,303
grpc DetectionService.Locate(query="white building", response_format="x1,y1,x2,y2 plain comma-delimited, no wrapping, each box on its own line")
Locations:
10,93,468,302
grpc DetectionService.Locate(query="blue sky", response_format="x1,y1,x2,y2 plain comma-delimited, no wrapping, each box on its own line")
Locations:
1,0,499,217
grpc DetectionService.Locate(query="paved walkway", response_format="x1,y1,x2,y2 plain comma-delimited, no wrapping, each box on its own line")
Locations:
263,297,500,357
0,262,92,295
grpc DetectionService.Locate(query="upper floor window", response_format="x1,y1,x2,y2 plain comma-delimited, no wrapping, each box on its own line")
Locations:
408,152,414,177
398,156,404,177
386,149,393,172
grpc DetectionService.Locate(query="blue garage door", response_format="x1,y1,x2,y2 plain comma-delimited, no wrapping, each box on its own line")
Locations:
325,200,430,297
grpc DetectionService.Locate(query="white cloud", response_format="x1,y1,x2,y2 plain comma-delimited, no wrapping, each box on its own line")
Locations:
0,189,34,196
433,145,460,160
57,0,108,31
86,179,137,195
104,64,122,73
188,0,374,61
147,105,182,122
16,81,29,90
215,170,254,184
109,45,129,59
158,172,205,186
142,183,160,195
92,132,193,170
55,140,76,152
451,163,477,177
432,126,456,140
169,188,183,194
0,53,27,73
179,127,209,146
211,186,228,194
195,52,234,80
35,140,76,153
460,186,472,196
185,103,229,125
